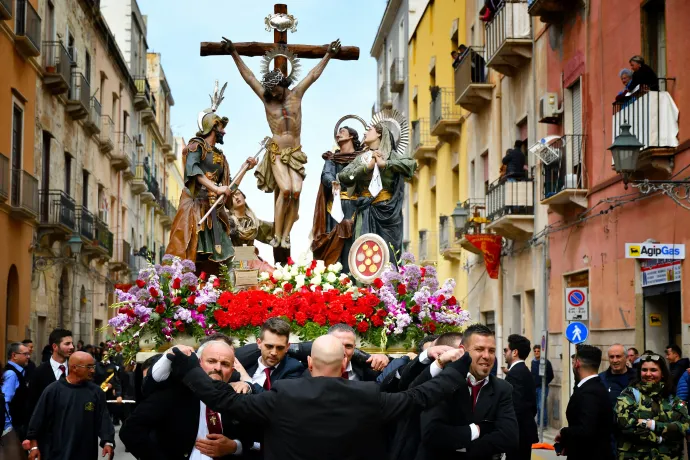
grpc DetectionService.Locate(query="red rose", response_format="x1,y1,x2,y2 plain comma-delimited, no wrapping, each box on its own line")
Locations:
155,304,166,314
437,295,445,303
300,285,310,294
342,278,351,285
306,268,312,277
174,320,185,332
197,304,207,313
373,278,384,289
287,257,295,266
126,309,136,318
135,279,146,289
376,309,387,318
213,278,221,288
356,321,370,333
171,278,181,289
371,315,384,327
172,296,182,306
447,296,457,306
420,267,426,278
199,271,208,281
118,307,129,315
283,283,294,293
187,295,197,306
397,283,407,296
427,322,437,333
310,260,318,270
149,287,159,298
270,275,277,284
410,305,421,315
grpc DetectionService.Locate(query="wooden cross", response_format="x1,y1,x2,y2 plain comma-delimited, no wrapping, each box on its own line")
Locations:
200,4,360,76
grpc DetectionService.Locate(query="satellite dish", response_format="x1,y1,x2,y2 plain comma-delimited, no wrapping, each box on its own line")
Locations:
529,135,561,165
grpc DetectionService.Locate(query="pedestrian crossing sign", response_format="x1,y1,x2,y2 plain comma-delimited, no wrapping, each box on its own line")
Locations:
565,321,588,344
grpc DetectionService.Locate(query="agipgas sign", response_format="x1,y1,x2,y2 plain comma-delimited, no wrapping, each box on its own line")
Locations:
625,243,685,260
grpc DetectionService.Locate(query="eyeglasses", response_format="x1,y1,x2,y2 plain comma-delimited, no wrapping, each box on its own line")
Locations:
15,352,31,356
640,354,661,362
75,364,97,370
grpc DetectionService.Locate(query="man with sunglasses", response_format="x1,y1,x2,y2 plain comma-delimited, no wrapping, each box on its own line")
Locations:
1,342,31,457
26,351,115,460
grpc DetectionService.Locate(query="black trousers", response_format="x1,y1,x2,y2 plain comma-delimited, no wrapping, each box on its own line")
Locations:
506,442,532,460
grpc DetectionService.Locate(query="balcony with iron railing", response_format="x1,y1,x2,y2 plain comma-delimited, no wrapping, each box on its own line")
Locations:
418,229,438,265
38,190,76,236
540,134,587,210
163,125,175,159
110,239,130,271
42,41,71,95
485,0,532,76
0,0,12,20
122,152,136,181
99,115,115,154
454,46,493,113
611,78,678,176
94,218,113,258
112,132,134,172
130,162,147,195
66,71,90,120
527,0,581,24
411,118,437,161
430,87,463,137
9,168,38,222
389,58,405,93
379,84,393,111
134,77,151,111
485,175,535,240
84,96,102,135
452,198,490,255
14,0,41,57
0,153,8,203
140,163,156,204
77,206,95,241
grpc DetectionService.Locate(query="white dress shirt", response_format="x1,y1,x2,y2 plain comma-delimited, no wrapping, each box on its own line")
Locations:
250,358,273,387
189,401,242,459
151,354,172,382
343,361,360,381
508,359,525,371
49,357,68,380
577,374,598,388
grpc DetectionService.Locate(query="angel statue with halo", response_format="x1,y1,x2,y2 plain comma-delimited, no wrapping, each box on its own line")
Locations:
337,109,417,266
166,81,258,275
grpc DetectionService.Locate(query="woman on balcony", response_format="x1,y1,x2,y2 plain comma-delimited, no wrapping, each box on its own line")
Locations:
615,68,635,103
629,55,660,92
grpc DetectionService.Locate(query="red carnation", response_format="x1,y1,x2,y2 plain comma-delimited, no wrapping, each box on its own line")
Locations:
149,287,159,298
287,257,295,266
313,314,327,326
300,286,310,294
356,321,370,333
373,278,384,289
155,304,166,314
197,304,207,313
420,267,426,278
397,283,407,296
199,271,208,281
295,311,308,326
427,322,437,333
213,278,221,288
283,283,294,293
117,307,129,315
171,278,181,289
135,279,146,289
376,309,387,318
187,295,197,306
447,296,457,306
371,315,384,327
174,320,185,332
410,305,421,315
172,296,182,306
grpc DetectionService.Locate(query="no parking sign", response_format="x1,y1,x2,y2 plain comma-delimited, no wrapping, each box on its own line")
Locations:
565,287,589,321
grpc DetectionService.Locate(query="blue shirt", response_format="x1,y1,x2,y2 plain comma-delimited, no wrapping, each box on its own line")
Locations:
2,361,25,431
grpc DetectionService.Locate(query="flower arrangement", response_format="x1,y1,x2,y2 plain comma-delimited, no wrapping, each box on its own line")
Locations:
259,256,355,295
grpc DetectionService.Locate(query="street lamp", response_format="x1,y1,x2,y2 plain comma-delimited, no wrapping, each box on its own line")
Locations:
67,232,83,257
609,122,644,186
451,201,469,231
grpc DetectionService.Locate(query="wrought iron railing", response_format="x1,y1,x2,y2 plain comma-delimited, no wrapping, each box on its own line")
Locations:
412,119,435,152
15,0,41,52
459,198,488,237
486,176,535,221
485,0,531,62
42,41,72,86
135,77,151,100
431,87,463,128
116,132,134,160
454,46,488,100
541,135,586,201
39,190,76,230
0,153,8,201
89,97,102,130
69,71,90,109
95,218,113,256
77,206,95,241
11,168,38,215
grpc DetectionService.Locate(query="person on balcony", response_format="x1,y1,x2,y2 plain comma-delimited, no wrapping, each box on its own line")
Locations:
501,141,528,182
615,68,635,103
479,0,504,22
629,55,660,92
451,50,461,69
458,44,487,83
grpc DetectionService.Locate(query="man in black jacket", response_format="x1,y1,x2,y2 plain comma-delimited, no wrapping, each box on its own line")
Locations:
531,344,553,427
502,140,527,181
665,343,690,387
169,334,472,460
629,55,659,91
417,324,518,460
554,344,613,460
2,342,31,444
503,334,538,460
121,340,251,459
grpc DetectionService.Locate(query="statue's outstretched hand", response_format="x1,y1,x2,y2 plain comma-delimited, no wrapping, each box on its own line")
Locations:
328,39,341,55
221,37,236,53
245,157,258,170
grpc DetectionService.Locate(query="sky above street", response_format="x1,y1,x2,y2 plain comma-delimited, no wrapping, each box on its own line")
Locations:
137,0,387,262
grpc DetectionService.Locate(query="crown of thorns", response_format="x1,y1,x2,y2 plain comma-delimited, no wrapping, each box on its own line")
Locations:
261,69,289,91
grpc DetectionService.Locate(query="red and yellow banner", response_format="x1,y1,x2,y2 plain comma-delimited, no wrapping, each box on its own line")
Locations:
465,234,503,279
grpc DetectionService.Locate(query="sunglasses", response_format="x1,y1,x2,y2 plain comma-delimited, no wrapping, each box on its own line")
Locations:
639,354,661,362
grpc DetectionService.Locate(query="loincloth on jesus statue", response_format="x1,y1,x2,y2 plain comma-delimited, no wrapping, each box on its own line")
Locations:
254,141,308,193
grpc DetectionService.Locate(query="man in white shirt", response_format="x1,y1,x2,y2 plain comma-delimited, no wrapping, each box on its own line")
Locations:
121,340,249,459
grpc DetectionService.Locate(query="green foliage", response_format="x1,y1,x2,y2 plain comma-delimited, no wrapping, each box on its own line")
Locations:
219,263,234,292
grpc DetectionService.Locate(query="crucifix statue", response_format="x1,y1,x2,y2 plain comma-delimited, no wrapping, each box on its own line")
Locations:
200,4,359,262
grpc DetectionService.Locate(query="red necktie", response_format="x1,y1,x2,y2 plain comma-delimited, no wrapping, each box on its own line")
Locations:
263,367,272,390
205,406,223,435
468,378,483,411
342,371,349,379
58,365,66,377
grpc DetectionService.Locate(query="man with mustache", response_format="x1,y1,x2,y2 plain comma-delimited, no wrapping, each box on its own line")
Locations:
121,340,251,459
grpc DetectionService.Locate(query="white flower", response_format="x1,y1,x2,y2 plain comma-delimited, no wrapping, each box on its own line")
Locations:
326,272,337,283
314,260,326,275
273,269,284,281
339,273,349,282
259,272,270,281
282,270,293,281
290,266,299,277
333,262,343,272
295,274,306,288
310,274,323,285
323,283,334,291
310,284,318,292
273,288,283,295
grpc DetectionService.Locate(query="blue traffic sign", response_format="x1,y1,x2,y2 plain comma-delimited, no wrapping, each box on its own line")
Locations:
565,322,588,344
568,289,586,307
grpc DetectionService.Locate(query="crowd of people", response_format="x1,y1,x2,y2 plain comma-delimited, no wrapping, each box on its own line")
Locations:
3,321,690,460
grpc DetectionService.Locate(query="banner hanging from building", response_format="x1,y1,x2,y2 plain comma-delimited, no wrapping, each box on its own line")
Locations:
641,259,682,287
465,234,503,279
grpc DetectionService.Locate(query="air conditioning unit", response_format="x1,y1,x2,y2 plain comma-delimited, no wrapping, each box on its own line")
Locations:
538,92,562,124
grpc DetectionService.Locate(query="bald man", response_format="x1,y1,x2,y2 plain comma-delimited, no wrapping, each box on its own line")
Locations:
169,334,472,460
598,344,636,407
26,351,115,460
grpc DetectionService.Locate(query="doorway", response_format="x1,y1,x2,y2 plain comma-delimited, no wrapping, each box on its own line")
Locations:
644,284,681,354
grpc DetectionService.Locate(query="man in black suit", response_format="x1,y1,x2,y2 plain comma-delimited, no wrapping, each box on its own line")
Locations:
327,323,393,381
503,334,538,460
121,340,251,459
26,329,74,420
21,339,37,381
417,324,519,459
554,344,613,460
169,334,473,460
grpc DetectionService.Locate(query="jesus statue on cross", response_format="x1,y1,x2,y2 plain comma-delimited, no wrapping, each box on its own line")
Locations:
221,38,341,249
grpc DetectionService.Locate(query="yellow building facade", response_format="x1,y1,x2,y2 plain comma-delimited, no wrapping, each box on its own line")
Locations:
407,0,468,303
